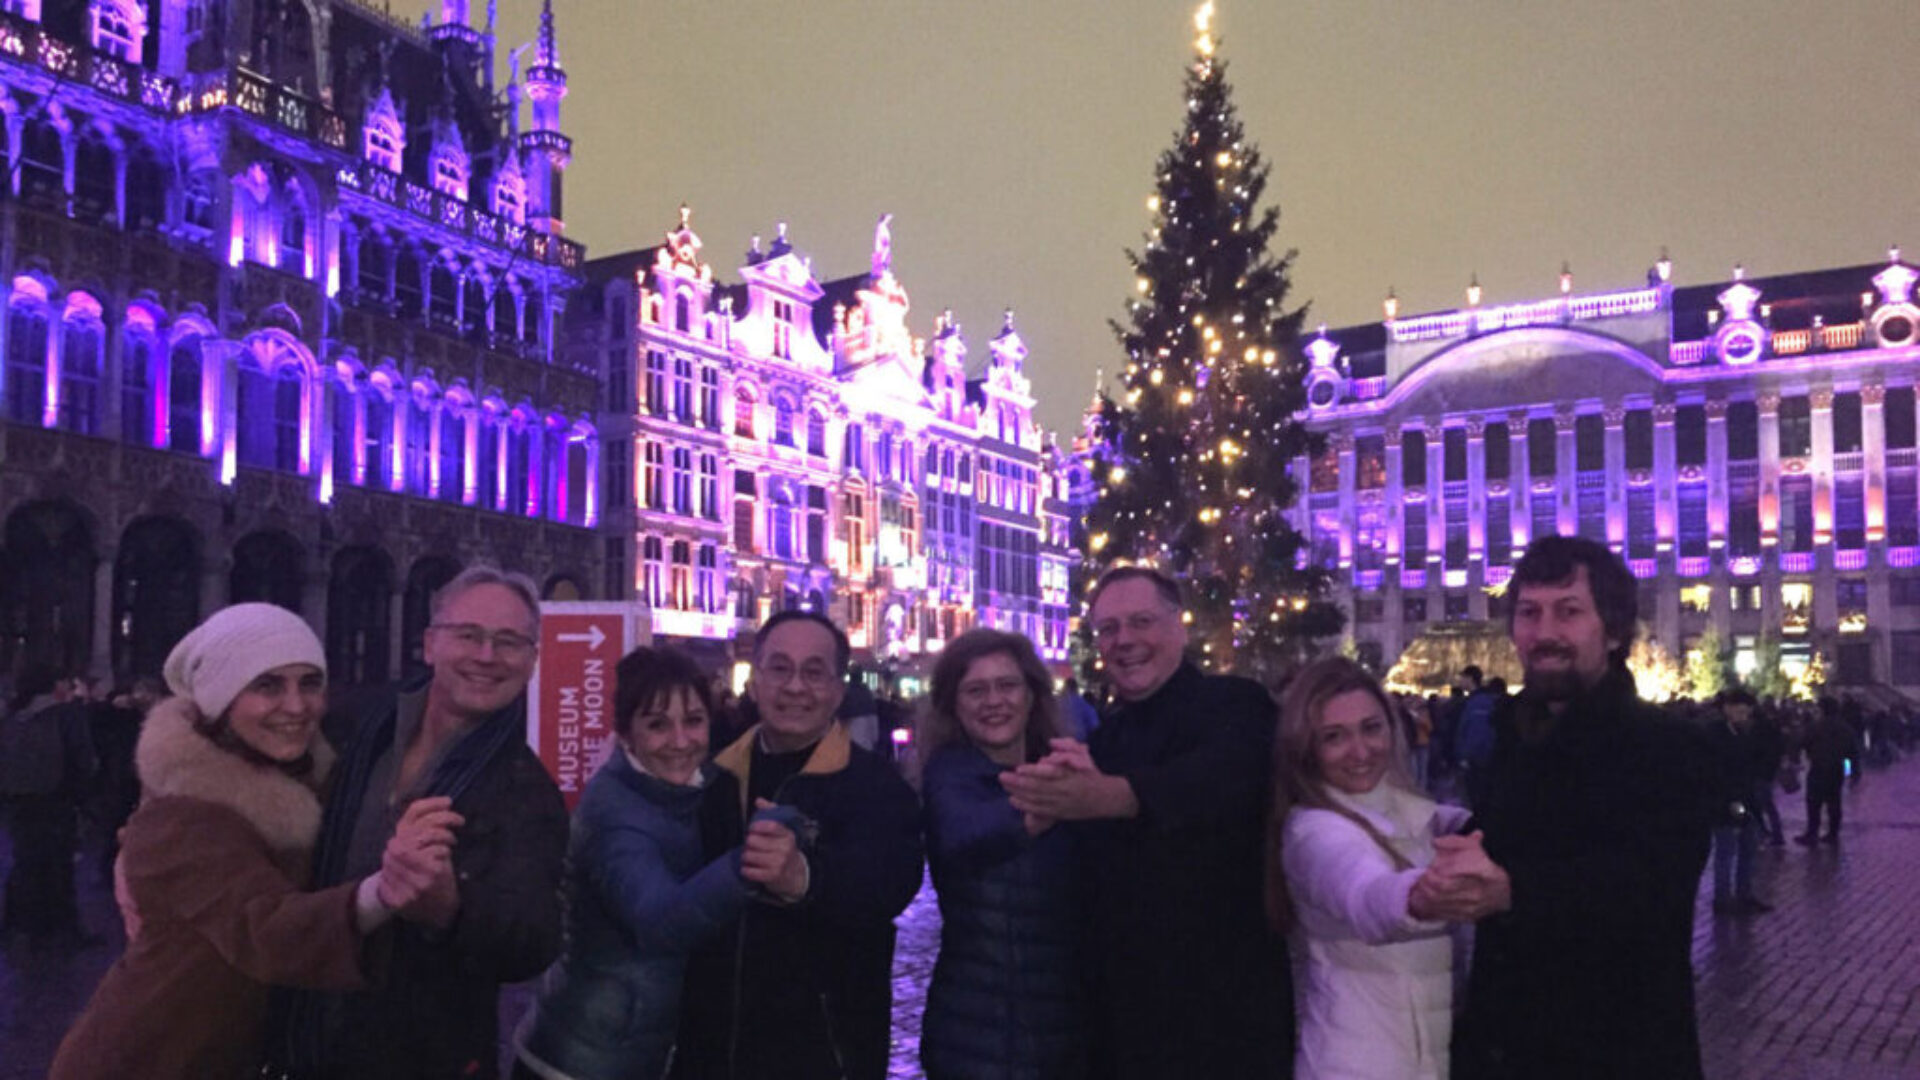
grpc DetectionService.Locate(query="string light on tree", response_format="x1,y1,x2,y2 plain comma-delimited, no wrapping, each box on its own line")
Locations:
1080,1,1344,678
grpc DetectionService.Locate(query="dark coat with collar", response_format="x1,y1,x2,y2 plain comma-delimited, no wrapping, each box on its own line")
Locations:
1078,662,1291,1079
273,684,569,1080
675,722,924,1080
1453,667,1714,1080
519,752,762,1080
920,744,1085,1080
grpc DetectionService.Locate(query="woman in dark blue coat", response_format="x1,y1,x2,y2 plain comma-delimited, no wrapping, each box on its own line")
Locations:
514,647,797,1080
919,629,1086,1080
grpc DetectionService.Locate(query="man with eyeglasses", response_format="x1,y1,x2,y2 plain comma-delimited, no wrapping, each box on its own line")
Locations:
1002,565,1292,1078
269,566,568,1079
676,609,923,1080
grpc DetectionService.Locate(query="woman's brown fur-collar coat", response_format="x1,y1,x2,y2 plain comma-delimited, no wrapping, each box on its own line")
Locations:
50,697,368,1080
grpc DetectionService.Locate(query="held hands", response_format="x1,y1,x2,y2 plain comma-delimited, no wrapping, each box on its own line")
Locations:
377,796,464,928
1408,830,1512,923
744,798,809,903
999,738,1138,824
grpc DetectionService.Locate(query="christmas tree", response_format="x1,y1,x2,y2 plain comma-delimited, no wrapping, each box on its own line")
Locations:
1084,2,1342,677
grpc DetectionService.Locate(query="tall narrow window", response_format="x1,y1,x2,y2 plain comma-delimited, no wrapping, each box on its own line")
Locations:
437,406,465,503
6,304,49,425
279,192,307,275
364,390,394,489
121,332,155,446
58,318,103,435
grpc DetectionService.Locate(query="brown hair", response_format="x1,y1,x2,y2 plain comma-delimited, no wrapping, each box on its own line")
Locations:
1265,655,1419,934
919,629,1060,768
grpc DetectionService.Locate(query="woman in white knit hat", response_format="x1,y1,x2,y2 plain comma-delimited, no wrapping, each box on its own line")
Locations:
50,603,463,1080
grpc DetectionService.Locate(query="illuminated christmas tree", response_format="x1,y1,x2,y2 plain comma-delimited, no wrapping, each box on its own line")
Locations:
1085,2,1342,676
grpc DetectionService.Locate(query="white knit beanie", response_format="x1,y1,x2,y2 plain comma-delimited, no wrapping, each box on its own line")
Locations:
163,603,328,721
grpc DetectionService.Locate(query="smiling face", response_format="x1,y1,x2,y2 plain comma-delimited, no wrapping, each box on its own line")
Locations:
224,663,327,763
1510,565,1617,701
954,651,1032,765
749,619,846,753
1311,687,1395,796
1091,577,1186,702
625,685,710,786
423,583,540,720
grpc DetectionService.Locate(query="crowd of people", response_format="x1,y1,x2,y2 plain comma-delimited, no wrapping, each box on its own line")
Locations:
0,534,1904,1078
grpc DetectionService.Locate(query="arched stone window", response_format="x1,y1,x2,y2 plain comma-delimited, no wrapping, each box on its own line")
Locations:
278,184,307,275
462,274,489,339
329,372,359,486
166,329,204,453
733,384,756,439
475,405,502,510
120,319,158,446
404,389,434,493
237,354,302,472
229,529,305,612
430,260,458,326
89,0,146,63
326,545,391,688
506,413,534,515
807,409,827,457
357,230,390,295
112,516,199,680
71,129,116,223
5,283,50,425
57,296,104,435
773,398,795,447
19,114,64,207
437,397,467,503
181,170,218,232
393,246,424,315
125,145,166,231
2,500,95,674
364,375,397,489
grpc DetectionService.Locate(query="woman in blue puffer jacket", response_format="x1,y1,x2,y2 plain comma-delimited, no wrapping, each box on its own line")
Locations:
515,646,799,1080
919,629,1086,1080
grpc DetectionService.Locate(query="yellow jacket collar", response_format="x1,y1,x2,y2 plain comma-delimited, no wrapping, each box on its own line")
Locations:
713,721,853,816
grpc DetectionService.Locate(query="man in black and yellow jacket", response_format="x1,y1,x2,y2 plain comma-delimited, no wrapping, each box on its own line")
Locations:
676,610,923,1080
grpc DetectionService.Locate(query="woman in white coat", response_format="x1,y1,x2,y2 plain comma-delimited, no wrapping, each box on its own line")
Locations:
1266,657,1472,1080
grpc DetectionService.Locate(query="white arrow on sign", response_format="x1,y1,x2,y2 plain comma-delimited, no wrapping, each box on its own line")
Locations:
555,624,608,651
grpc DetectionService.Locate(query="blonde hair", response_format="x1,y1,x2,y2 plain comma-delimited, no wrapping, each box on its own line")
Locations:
1265,656,1419,934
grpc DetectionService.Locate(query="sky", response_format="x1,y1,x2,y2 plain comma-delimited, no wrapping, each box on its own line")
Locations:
392,1,1920,436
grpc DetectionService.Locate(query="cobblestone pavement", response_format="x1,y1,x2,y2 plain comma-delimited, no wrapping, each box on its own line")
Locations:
6,752,1917,1079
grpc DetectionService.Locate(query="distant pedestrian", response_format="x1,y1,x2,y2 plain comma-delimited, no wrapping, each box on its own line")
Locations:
1058,676,1100,742
919,629,1086,1080
1797,698,1862,845
1270,656,1473,1080
1708,689,1772,915
0,662,96,943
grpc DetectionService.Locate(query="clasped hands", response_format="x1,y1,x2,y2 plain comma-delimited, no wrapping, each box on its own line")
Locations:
1408,830,1512,924
743,798,809,903
376,796,464,929
999,738,1136,835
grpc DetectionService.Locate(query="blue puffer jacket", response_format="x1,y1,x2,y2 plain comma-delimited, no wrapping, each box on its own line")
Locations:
519,751,784,1080
920,745,1086,1080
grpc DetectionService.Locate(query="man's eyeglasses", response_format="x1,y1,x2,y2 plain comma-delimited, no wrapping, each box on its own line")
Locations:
432,623,537,659
759,659,837,689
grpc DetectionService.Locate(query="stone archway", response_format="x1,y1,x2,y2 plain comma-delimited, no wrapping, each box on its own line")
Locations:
401,554,461,678
112,515,201,680
1,500,96,675
327,545,392,689
229,529,305,612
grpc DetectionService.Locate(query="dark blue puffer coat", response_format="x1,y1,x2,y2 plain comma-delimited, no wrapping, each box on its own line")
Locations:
920,745,1087,1080
519,751,775,1080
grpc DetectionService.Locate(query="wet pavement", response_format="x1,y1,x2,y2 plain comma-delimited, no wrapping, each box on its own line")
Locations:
6,752,1918,1079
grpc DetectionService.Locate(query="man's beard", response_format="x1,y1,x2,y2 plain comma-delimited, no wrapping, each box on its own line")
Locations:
1523,648,1589,701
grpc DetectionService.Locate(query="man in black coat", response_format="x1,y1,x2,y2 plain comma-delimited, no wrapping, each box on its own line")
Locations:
1416,536,1713,1080
676,610,923,1080
1003,566,1290,1078
270,566,568,1079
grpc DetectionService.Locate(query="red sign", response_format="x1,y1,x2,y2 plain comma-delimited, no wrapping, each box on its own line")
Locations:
533,611,623,810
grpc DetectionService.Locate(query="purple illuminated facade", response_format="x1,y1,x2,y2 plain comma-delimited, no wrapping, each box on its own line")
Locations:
0,1,599,684
1296,251,1920,689
576,213,1075,674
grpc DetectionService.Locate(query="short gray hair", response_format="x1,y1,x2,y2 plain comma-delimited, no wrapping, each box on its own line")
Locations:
432,565,542,628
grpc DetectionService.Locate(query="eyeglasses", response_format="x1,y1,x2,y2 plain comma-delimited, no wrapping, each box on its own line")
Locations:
1092,610,1168,642
758,658,838,689
958,677,1027,705
431,623,538,659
